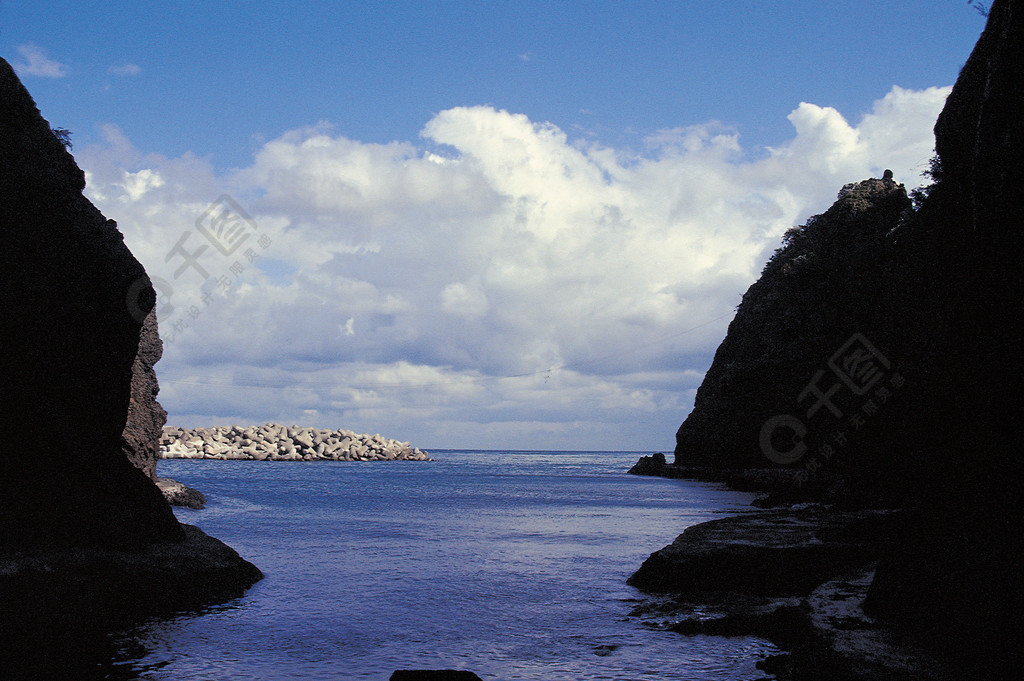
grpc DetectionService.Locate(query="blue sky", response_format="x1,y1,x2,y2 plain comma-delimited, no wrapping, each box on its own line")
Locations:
2,2,987,450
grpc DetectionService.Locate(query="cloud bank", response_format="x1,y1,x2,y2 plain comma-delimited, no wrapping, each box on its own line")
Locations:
79,85,949,450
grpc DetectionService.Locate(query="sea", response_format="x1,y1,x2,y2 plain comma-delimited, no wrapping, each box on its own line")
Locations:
105,450,779,680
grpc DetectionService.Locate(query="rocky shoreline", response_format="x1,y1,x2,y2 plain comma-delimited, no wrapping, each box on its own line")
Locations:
627,505,980,680
160,425,431,462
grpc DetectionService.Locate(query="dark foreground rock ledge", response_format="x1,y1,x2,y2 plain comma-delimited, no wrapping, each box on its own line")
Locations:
0,524,262,678
628,509,983,680
1,524,262,620
628,508,896,596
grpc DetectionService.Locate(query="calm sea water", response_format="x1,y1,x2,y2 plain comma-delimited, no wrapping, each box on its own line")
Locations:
109,451,778,680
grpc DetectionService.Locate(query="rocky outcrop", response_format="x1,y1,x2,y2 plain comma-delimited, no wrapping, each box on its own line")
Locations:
626,452,667,475
627,510,979,680
121,309,167,479
121,307,207,507
155,476,208,509
635,2,1023,676
162,424,431,461
0,55,180,548
0,55,261,649
628,509,896,596
670,174,911,478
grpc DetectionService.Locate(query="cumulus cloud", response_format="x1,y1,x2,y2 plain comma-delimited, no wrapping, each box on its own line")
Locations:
79,85,949,449
13,44,68,78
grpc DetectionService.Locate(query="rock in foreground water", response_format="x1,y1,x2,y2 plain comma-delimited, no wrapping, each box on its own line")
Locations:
390,672,482,681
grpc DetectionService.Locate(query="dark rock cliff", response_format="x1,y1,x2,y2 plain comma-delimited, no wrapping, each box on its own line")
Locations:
638,0,1022,674
0,56,261,671
122,307,207,508
0,56,181,548
122,309,167,479
861,0,1023,669
665,0,1022,514
672,175,912,484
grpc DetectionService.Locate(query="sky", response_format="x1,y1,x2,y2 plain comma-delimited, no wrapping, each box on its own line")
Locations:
2,2,988,451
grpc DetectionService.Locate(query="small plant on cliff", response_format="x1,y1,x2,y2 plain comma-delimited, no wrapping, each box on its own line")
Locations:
51,127,73,150
910,155,943,210
968,1,990,17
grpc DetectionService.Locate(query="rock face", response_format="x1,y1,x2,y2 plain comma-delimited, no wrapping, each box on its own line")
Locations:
121,308,207,507
859,1,1023,669
0,55,261,650
122,309,167,479
672,175,912,477
634,1,1023,675
0,56,181,548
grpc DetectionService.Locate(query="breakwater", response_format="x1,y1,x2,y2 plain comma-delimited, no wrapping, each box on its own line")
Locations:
160,425,430,461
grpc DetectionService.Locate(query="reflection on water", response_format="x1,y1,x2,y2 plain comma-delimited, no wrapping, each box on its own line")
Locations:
12,452,778,680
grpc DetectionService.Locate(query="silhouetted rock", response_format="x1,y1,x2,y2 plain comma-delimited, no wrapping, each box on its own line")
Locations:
122,308,167,479
390,672,483,681
635,1,1023,676
671,174,910,478
0,55,180,549
628,509,896,596
627,452,666,475
0,55,261,658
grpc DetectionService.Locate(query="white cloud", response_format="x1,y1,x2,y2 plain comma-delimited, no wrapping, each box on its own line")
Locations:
108,63,142,76
441,281,489,318
13,44,68,78
79,85,948,450
120,168,165,201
